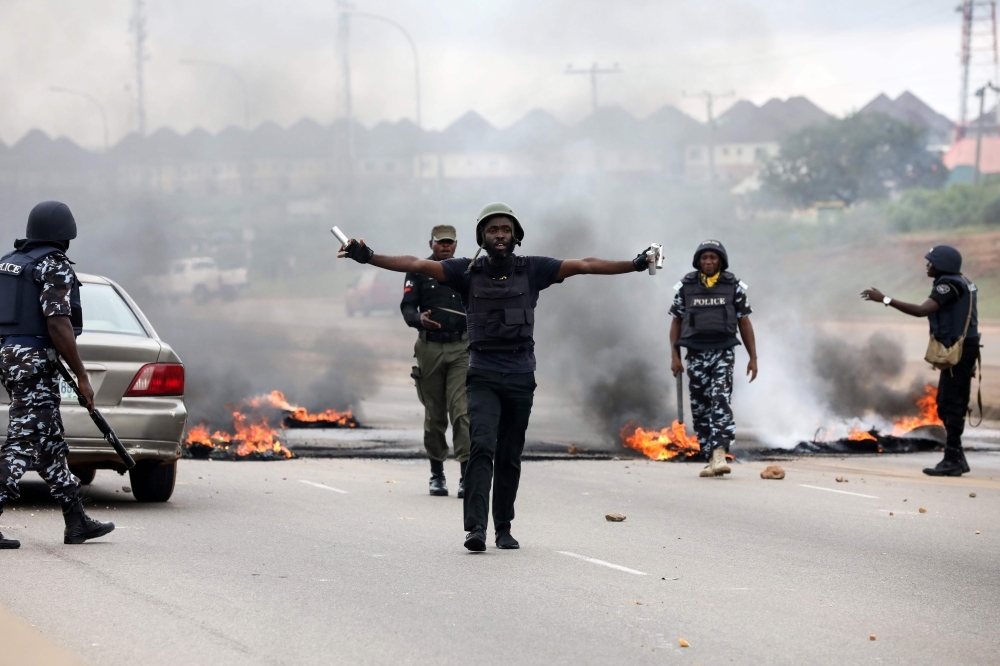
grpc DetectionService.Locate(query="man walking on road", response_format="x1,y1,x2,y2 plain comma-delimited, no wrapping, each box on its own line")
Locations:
861,245,981,477
669,240,757,477
0,201,115,549
339,203,656,551
400,225,470,498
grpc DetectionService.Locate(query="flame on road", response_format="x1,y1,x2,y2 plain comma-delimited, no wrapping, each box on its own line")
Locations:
250,390,358,427
621,420,701,460
891,385,942,436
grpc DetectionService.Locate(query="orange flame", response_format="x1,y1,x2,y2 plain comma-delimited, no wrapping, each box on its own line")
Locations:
891,384,942,436
847,427,877,442
620,420,701,460
230,411,292,458
250,390,357,427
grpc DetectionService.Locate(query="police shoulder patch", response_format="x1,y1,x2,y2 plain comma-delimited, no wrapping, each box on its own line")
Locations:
936,284,951,294
738,280,748,290
673,281,682,291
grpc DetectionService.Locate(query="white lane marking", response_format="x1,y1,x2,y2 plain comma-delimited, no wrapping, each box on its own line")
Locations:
799,484,878,499
557,551,648,576
299,480,349,494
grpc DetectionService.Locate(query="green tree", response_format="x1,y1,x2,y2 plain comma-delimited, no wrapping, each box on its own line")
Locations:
760,112,946,207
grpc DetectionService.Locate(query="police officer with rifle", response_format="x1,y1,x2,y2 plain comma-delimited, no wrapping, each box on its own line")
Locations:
400,225,471,498
339,203,656,551
0,202,115,548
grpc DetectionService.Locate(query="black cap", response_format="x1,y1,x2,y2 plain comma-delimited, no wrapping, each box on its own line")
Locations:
692,239,729,272
26,201,77,241
924,245,962,274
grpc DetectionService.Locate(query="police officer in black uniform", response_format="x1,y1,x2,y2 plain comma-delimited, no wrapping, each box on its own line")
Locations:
338,203,655,551
861,245,980,477
0,201,115,549
400,225,471,497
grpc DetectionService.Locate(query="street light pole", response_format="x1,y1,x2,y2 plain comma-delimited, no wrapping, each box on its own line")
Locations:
565,63,621,114
179,59,251,130
352,11,422,128
49,87,110,152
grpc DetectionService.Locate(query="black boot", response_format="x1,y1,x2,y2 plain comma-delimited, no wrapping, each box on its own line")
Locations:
495,530,519,550
457,461,467,499
62,501,115,544
464,525,486,552
957,448,971,474
429,460,448,496
0,507,19,549
923,449,965,477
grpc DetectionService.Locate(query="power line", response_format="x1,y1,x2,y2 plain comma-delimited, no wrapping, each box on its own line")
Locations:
565,63,622,113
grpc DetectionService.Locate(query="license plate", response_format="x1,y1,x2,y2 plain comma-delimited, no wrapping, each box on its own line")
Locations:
59,377,78,401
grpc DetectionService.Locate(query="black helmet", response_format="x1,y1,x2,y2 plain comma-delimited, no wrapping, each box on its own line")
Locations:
26,201,77,241
924,245,961,275
692,239,728,272
475,202,524,247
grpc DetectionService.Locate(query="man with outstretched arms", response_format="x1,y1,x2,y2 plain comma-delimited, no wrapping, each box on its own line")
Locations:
340,203,655,551
861,245,980,477
0,201,115,549
400,225,471,498
669,240,757,478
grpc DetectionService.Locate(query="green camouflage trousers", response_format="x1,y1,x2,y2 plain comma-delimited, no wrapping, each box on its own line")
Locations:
412,335,470,462
0,344,81,506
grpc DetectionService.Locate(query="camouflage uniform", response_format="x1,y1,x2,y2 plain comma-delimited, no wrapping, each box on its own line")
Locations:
0,254,81,506
670,281,751,458
685,348,736,457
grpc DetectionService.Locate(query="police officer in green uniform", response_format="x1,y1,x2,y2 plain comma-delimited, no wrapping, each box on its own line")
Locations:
400,225,471,497
862,245,980,477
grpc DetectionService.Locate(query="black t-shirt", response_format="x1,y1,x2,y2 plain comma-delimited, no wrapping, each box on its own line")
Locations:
441,255,563,373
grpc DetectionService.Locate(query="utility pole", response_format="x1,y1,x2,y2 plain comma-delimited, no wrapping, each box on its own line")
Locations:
684,90,734,186
130,0,148,135
973,81,999,184
958,1,999,135
565,63,621,114
49,87,109,152
337,0,355,162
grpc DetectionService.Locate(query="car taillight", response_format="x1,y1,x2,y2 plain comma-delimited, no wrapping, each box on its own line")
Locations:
125,364,184,396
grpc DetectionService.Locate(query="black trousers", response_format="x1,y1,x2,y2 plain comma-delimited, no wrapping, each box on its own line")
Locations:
937,337,980,453
463,368,536,533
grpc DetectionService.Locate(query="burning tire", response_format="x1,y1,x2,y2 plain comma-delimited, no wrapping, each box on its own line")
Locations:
129,461,177,502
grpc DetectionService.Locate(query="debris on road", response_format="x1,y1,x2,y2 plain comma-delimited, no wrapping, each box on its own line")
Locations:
568,445,579,455
870,634,876,641
976,531,981,535
889,512,894,516
605,513,626,522
970,492,977,498
836,476,847,483
122,486,131,493
919,507,927,514
678,638,690,648
760,465,785,480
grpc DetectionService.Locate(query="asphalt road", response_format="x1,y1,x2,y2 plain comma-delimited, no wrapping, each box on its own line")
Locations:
2,452,999,665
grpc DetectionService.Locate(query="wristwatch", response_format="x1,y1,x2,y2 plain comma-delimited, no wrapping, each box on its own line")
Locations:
882,296,892,306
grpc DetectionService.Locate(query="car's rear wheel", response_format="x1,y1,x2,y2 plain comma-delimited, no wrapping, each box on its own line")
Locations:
70,467,96,485
129,461,177,502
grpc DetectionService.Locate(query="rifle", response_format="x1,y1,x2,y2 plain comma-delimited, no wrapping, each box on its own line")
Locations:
53,358,136,469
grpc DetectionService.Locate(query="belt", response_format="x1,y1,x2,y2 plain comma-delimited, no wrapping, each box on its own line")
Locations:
0,335,53,349
422,330,467,344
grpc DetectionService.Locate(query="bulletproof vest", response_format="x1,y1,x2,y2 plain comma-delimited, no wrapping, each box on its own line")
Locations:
679,271,738,341
466,255,534,352
0,243,83,338
409,262,466,333
929,274,978,347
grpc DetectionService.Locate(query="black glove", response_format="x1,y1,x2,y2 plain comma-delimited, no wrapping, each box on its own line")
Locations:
344,239,374,264
632,247,652,272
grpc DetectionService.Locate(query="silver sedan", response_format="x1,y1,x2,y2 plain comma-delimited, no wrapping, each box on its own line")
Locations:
0,273,187,502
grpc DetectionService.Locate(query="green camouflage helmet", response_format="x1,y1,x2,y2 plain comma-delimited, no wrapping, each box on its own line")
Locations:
475,202,524,247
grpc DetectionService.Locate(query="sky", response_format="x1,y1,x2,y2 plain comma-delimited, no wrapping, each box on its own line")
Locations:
0,0,975,149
